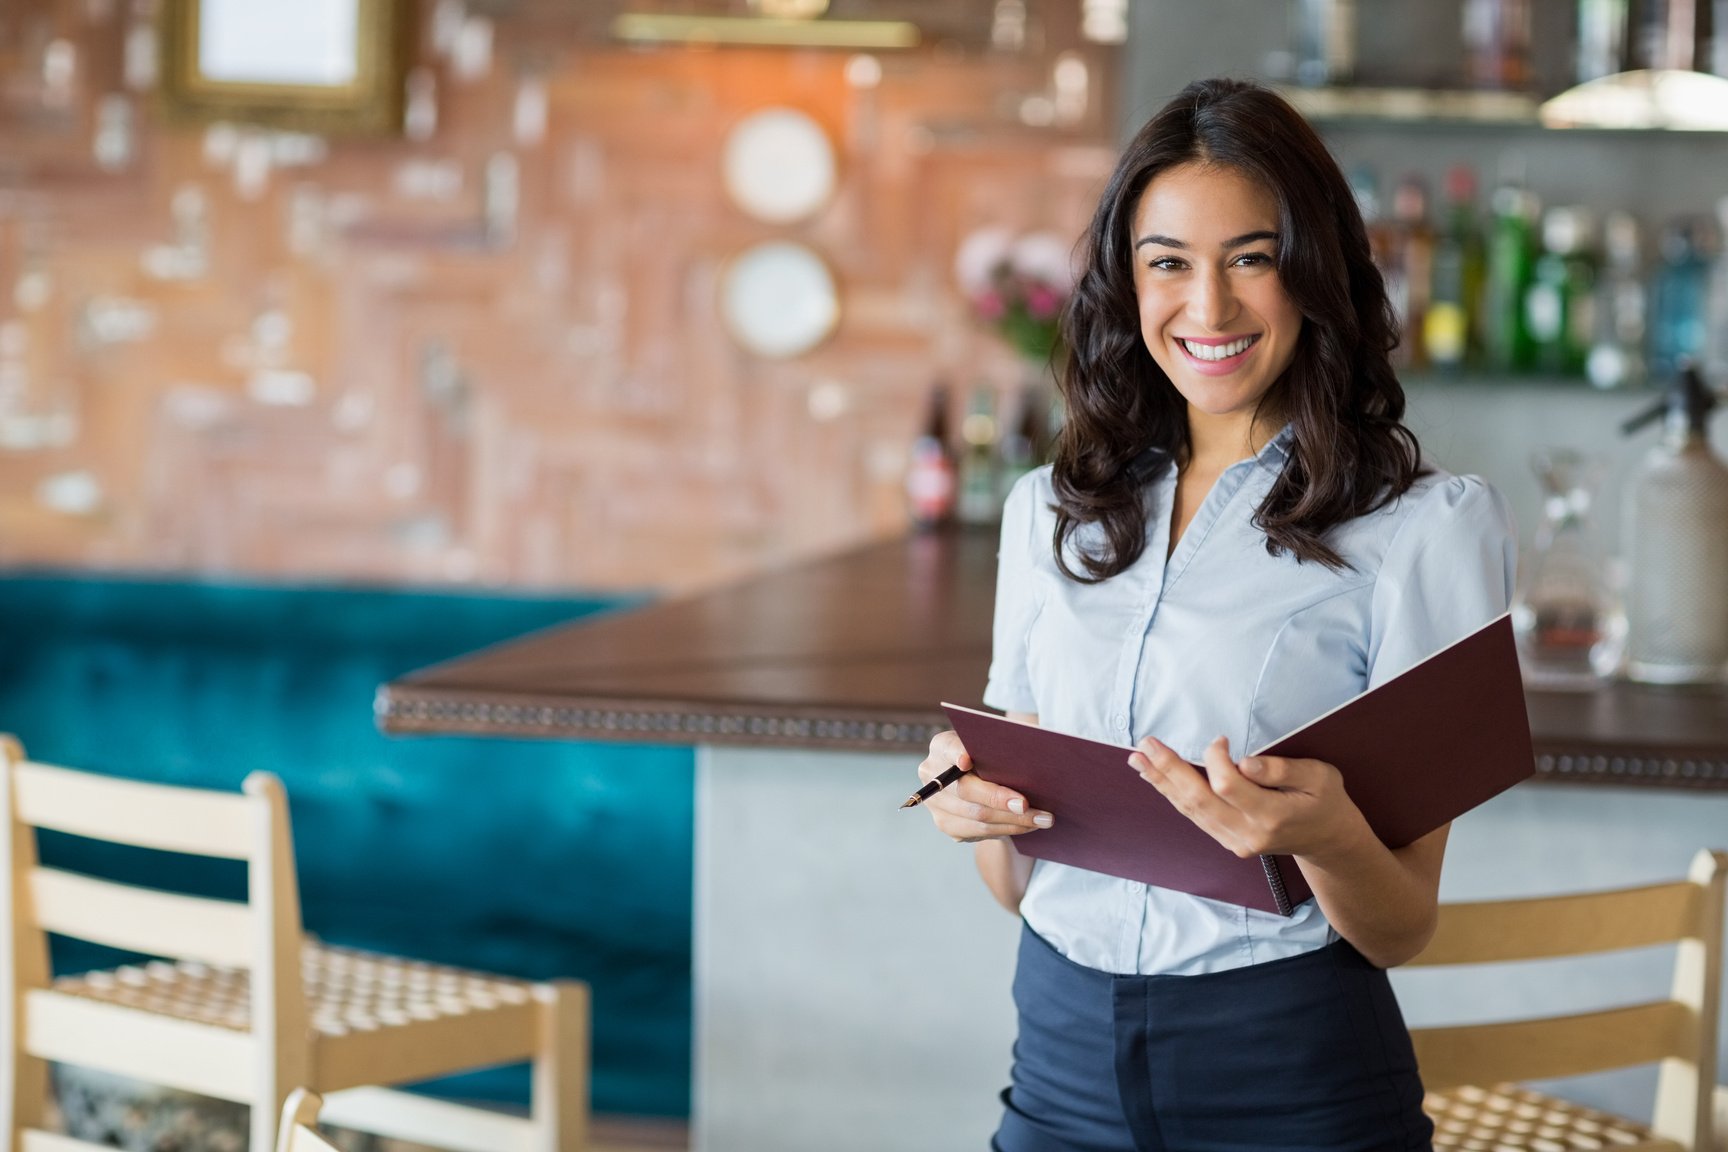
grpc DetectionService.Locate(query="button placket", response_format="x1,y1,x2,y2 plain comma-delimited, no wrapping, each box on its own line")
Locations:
1116,482,1172,740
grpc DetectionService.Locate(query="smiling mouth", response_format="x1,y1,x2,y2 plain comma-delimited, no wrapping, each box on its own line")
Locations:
1178,335,1260,361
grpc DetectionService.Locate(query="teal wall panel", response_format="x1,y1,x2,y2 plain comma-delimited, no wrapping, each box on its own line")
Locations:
0,573,693,1118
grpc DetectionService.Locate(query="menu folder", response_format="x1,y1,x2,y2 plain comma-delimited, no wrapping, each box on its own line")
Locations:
942,612,1533,916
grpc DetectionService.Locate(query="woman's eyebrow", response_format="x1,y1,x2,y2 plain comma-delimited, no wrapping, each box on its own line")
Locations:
1133,229,1280,250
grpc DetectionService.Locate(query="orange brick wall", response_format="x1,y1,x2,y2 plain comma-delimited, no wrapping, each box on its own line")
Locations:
0,0,1117,591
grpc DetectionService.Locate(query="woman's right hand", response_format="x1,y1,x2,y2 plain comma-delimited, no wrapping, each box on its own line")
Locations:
918,729,1053,843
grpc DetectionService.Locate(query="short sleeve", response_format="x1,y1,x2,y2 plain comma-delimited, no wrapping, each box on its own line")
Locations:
1367,474,1518,691
981,469,1045,714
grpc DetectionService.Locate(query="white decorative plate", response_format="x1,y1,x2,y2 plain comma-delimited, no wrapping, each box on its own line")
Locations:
721,107,837,224
719,240,840,359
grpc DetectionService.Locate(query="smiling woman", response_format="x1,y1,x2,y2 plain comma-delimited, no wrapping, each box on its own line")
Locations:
159,0,411,134
1130,165,1303,445
912,77,1519,1152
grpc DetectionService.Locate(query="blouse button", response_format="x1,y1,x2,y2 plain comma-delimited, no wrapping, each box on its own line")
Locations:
1113,712,1127,728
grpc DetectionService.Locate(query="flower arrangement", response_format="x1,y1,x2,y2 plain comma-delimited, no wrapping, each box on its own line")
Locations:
953,227,1076,364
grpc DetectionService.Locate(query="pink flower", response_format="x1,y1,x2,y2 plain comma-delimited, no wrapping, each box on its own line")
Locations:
972,290,1006,321
1024,284,1061,320
954,228,1073,358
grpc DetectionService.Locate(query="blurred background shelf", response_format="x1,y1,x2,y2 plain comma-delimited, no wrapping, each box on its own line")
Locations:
1279,85,1543,125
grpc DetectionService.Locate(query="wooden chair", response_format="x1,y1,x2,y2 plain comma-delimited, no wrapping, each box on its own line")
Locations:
0,737,589,1152
1407,848,1726,1152
276,1088,339,1152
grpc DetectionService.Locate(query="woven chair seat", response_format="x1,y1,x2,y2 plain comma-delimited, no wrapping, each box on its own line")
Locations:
1426,1084,1682,1152
52,940,536,1038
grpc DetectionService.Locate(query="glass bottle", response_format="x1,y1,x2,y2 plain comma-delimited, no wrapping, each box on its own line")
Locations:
1424,165,1485,373
1290,0,1356,87
1715,0,1728,74
996,381,1047,505
1348,166,1393,275
956,385,1001,526
1512,449,1624,687
1704,196,1728,383
1586,212,1648,390
1463,0,1533,90
1384,175,1433,372
1525,207,1598,378
1648,216,1717,385
906,383,957,530
1620,365,1728,683
1483,175,1539,373
1577,0,1632,82
1635,0,1709,70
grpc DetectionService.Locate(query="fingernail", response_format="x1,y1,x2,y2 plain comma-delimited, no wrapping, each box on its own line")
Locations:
1032,813,1053,828
1007,797,1025,815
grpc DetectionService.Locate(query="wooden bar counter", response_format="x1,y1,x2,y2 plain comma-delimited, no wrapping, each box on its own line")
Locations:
380,528,1728,1149
379,526,1728,785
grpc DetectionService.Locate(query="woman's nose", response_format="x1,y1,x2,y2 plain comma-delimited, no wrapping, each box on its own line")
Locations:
1186,268,1237,330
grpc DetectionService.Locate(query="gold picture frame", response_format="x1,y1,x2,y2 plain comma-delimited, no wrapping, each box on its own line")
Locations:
158,0,411,136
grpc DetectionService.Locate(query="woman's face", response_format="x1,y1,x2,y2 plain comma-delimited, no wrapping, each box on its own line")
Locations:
1130,162,1303,429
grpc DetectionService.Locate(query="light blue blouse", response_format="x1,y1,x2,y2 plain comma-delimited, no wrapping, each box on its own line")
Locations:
982,424,1517,976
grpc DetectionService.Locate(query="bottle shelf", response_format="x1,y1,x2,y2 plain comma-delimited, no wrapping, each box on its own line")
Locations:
1279,85,1542,126
1403,371,1655,393
1281,73,1728,134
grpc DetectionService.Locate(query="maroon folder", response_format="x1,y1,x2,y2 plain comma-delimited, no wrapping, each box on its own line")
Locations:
942,613,1533,916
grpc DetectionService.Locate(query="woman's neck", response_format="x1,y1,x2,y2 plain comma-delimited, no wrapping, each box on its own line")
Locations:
1183,407,1282,475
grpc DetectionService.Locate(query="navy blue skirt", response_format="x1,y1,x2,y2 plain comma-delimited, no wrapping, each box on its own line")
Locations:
994,922,1433,1152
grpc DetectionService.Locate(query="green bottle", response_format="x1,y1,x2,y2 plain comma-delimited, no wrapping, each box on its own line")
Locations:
1424,165,1485,372
956,385,1001,526
1484,180,1539,373
1525,207,1598,378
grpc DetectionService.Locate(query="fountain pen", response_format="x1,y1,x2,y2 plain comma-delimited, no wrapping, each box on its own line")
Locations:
899,764,965,809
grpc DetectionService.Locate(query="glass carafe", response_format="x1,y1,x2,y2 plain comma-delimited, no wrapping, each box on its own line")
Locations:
1512,449,1625,687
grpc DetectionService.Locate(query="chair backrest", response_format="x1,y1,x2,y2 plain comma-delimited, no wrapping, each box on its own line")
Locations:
276,1088,340,1152
1405,848,1726,1150
0,735,310,1075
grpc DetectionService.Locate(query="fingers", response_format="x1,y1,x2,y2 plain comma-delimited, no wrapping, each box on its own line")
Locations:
932,774,1052,827
1141,735,1277,805
918,729,1051,843
1128,735,1208,791
1239,753,1333,795
1128,735,1353,858
930,807,1052,841
918,730,972,784
1199,735,1251,797
1130,736,1216,812
1237,753,1288,788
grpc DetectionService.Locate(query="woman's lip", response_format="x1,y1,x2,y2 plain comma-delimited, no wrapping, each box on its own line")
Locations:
1175,335,1260,374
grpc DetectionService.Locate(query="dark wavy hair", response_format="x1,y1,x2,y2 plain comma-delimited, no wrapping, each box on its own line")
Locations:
1051,76,1423,582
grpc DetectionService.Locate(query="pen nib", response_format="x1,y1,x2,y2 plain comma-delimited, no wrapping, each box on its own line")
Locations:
899,796,919,809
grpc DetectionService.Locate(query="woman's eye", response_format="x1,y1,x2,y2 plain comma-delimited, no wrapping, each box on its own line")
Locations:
1147,257,1185,272
1235,251,1274,267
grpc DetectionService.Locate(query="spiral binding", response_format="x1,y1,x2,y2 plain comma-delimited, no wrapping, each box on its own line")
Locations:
1259,854,1293,916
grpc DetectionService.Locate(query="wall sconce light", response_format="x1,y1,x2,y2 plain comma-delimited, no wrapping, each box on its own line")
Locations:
611,2,919,50
753,0,830,17
1540,68,1728,131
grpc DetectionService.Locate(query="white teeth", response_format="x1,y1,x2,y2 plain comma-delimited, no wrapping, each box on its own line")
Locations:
1180,336,1255,361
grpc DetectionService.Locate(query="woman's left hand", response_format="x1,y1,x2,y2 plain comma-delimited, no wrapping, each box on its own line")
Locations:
1127,735,1369,861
